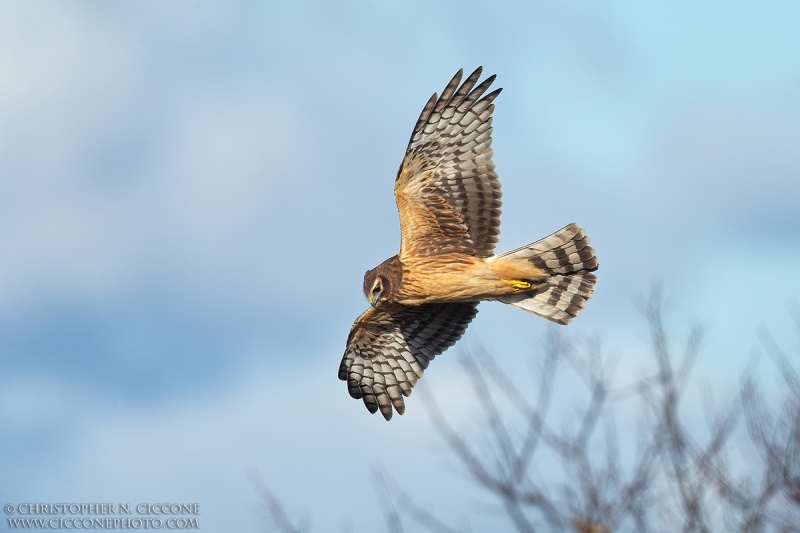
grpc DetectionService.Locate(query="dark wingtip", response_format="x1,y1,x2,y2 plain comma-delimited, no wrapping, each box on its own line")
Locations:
364,397,378,414
347,379,362,399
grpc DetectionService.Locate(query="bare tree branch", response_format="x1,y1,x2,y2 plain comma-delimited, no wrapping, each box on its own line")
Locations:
258,289,800,533
250,472,311,533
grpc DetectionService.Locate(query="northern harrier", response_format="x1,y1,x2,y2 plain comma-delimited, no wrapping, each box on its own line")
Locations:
339,67,598,420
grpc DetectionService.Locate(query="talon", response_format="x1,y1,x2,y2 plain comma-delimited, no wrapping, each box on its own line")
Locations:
503,279,532,290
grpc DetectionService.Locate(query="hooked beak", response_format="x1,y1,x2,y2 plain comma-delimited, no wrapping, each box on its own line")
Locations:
368,295,377,308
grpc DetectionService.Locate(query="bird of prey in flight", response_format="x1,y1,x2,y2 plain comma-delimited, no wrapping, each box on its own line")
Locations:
339,67,598,420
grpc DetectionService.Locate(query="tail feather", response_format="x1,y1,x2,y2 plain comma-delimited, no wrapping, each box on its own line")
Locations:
499,271,597,324
497,223,598,325
497,223,598,273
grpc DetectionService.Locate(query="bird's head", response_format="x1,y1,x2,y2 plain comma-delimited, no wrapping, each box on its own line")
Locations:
363,268,389,308
363,256,402,308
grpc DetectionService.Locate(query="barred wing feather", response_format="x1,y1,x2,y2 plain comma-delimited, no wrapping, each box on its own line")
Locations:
339,302,479,420
395,67,503,259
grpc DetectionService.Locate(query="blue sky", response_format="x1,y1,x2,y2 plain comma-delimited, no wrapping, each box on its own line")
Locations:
2,1,799,531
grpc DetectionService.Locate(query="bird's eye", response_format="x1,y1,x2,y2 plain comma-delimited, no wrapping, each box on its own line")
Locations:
373,284,381,294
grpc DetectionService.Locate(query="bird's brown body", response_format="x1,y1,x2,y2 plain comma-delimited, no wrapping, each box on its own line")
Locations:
369,254,548,305
340,68,599,420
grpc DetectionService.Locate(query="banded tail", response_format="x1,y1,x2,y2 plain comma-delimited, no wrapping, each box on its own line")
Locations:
496,223,598,325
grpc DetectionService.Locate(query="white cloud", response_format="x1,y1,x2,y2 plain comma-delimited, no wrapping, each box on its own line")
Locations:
0,3,318,315
2,348,498,532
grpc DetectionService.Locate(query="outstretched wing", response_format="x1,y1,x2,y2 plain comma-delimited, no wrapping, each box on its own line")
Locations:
338,302,479,420
395,67,503,260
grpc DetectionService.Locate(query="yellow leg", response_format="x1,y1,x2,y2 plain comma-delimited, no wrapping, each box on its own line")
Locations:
503,279,532,290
